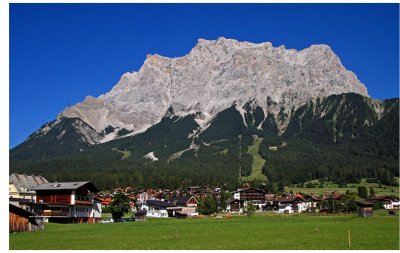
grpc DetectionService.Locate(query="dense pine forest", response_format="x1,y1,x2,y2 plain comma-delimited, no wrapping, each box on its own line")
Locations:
10,93,399,191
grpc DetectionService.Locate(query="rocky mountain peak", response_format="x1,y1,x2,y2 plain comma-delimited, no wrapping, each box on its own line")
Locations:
59,38,368,143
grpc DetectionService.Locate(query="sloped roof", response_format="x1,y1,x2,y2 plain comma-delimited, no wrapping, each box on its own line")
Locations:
324,194,344,199
9,203,37,217
274,195,303,203
355,200,374,206
29,181,99,192
146,200,176,207
9,173,49,191
231,187,266,194
369,195,390,201
167,196,198,206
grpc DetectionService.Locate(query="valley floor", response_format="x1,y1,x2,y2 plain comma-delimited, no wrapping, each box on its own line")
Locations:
9,212,399,250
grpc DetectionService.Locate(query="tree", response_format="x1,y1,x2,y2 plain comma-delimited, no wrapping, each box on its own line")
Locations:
277,181,285,193
357,186,368,200
198,194,217,215
110,192,131,220
317,194,325,209
219,190,228,212
244,202,257,218
369,187,375,198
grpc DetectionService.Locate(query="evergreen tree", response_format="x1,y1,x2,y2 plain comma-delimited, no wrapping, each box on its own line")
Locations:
369,187,375,198
219,190,228,212
357,186,368,200
277,181,285,193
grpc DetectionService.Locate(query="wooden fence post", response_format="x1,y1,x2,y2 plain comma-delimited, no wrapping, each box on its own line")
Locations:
348,231,351,247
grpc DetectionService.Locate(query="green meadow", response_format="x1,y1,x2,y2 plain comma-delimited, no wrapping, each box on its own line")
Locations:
241,137,268,182
9,212,399,250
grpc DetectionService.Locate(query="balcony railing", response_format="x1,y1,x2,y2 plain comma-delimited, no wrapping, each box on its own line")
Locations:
42,211,68,217
75,200,94,205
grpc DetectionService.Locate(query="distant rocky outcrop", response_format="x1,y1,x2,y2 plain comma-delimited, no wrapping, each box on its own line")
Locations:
57,38,367,144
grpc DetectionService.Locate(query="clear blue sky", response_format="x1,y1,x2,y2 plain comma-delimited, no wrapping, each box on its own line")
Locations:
9,3,399,149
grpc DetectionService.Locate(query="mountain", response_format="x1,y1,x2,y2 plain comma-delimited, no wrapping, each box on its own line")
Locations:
9,38,398,191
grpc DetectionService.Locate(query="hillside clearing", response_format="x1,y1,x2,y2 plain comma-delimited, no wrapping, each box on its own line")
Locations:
241,137,268,182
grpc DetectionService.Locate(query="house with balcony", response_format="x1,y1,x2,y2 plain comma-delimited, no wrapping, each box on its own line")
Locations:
272,195,309,214
29,181,101,224
9,172,49,208
231,187,267,209
369,195,396,209
167,196,199,216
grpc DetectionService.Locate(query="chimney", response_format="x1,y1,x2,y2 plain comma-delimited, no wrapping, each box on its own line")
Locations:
14,171,19,178
24,172,28,178
39,174,44,183
53,182,58,188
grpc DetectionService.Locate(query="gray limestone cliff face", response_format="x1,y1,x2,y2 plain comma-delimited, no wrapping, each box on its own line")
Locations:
59,37,369,142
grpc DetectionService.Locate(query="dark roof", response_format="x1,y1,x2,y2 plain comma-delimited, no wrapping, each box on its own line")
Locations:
9,203,37,217
146,200,176,207
355,200,374,206
9,197,34,204
30,181,99,192
167,196,198,206
369,196,390,200
231,187,266,194
274,196,302,203
226,198,245,204
135,211,147,215
324,194,344,199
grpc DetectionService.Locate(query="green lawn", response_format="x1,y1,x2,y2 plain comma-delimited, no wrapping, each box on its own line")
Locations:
9,213,399,250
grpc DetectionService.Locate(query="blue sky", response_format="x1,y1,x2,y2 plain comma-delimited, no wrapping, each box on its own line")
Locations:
8,3,399,149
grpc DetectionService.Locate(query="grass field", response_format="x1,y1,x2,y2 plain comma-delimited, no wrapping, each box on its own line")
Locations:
241,137,268,182
9,212,399,250
286,178,399,196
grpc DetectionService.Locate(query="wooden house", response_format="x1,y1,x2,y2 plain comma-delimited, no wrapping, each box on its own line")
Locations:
369,196,394,209
134,211,147,221
167,196,199,216
356,200,374,217
232,187,266,201
324,193,345,203
29,181,101,224
9,203,44,233
231,187,266,210
226,199,245,213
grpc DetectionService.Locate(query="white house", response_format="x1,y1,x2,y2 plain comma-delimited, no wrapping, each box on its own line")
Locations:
144,200,182,218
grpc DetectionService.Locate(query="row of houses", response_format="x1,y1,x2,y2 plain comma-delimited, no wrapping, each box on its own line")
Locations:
10,172,399,231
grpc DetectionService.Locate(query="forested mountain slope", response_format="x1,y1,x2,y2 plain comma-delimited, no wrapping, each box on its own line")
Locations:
9,93,398,191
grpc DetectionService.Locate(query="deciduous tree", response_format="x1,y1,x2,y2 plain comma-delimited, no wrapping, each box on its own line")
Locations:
110,192,131,220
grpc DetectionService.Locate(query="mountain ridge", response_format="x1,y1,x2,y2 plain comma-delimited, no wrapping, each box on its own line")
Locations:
58,37,369,145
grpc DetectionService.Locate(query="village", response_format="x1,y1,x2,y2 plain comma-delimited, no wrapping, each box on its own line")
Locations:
9,171,400,233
